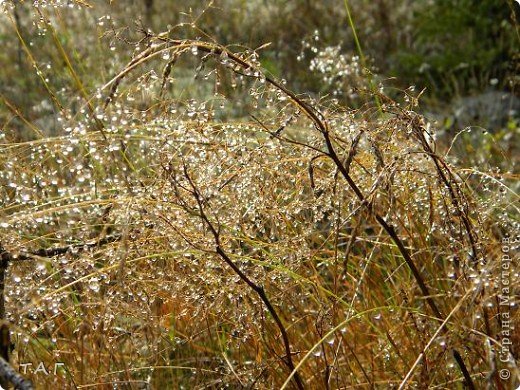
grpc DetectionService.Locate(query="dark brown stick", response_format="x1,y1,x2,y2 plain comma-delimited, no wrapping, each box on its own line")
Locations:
1,234,122,263
0,356,34,390
179,164,305,390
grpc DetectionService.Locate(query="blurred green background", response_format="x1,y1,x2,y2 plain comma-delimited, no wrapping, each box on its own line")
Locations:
0,0,518,137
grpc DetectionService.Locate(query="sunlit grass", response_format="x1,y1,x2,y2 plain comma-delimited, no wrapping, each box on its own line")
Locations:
0,2,518,389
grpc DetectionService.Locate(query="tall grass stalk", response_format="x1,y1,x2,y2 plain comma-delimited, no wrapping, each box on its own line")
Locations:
343,0,382,111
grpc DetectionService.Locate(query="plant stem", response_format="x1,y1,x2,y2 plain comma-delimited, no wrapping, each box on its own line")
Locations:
343,0,382,111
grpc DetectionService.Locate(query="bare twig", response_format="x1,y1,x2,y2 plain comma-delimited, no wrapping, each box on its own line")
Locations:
175,164,305,390
0,233,123,263
0,355,34,390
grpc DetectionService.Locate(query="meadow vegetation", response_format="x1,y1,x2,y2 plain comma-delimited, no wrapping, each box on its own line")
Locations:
0,1,518,389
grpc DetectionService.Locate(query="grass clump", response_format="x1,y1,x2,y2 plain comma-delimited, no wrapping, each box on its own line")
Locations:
0,3,518,389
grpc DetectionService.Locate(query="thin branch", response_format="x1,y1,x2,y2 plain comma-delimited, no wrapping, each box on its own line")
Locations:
0,356,34,390
1,233,123,263
405,111,478,263
180,164,305,390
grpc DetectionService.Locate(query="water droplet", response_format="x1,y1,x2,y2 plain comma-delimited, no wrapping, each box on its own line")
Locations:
88,277,100,292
